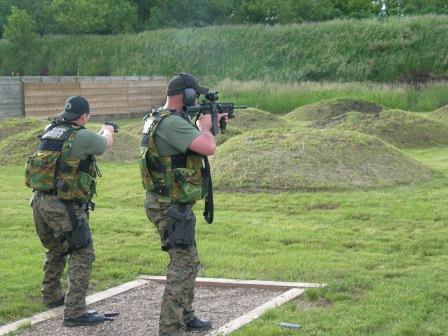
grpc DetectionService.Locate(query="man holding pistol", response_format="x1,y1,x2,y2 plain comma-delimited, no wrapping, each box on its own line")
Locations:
139,73,227,335
25,96,115,327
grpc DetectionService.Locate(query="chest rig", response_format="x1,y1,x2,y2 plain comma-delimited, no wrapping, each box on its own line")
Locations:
139,108,205,204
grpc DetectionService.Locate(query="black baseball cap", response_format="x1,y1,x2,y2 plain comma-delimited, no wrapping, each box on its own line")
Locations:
166,73,209,96
59,96,90,120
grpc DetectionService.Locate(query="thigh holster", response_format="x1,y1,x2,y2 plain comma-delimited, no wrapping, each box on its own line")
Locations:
163,204,195,250
63,202,92,254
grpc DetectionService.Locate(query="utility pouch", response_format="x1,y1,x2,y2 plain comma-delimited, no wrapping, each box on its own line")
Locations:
63,203,92,252
166,204,194,248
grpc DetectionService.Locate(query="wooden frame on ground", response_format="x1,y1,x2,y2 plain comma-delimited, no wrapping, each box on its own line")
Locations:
0,276,325,336
138,275,325,336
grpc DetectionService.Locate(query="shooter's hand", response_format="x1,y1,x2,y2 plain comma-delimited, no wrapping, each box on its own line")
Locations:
218,113,229,133
218,113,229,123
197,114,213,133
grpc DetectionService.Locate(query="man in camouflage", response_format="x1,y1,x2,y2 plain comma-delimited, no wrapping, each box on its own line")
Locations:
140,73,227,336
26,96,115,327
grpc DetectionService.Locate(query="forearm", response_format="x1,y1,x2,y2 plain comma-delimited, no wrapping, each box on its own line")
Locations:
189,129,216,155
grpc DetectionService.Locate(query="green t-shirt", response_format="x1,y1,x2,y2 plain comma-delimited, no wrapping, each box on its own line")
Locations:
70,129,108,159
154,114,201,156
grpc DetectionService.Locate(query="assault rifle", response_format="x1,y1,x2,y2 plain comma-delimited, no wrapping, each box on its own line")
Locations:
184,91,246,136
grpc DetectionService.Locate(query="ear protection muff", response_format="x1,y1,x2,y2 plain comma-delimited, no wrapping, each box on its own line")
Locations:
178,73,197,107
183,88,197,106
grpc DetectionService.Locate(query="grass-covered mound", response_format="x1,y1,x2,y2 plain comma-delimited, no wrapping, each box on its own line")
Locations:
96,131,140,162
309,109,448,148
228,107,288,132
0,118,139,165
284,98,384,122
0,117,47,141
428,104,448,122
0,128,42,165
211,128,431,192
215,107,287,145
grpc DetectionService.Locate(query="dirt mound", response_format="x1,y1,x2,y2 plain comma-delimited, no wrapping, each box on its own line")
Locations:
310,109,448,148
227,107,288,132
96,131,140,162
284,98,384,122
0,118,139,165
211,128,431,192
428,104,448,122
0,117,46,141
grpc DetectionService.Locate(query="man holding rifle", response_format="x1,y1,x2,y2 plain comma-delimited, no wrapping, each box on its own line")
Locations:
139,73,227,336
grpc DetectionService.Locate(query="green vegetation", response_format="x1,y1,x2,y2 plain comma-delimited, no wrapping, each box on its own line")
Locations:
96,130,139,162
0,118,139,165
0,117,45,141
213,107,287,144
2,16,448,83
2,89,448,334
282,98,448,149
226,108,288,132
314,109,448,149
218,80,448,114
2,148,448,334
284,98,384,122
1,0,446,37
211,128,431,191
428,104,448,122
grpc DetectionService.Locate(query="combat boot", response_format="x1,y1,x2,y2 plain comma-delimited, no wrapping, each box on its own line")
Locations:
63,313,105,327
45,295,65,309
186,316,212,331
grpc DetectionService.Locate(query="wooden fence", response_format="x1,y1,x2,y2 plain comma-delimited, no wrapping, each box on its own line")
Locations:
0,76,167,119
0,78,23,118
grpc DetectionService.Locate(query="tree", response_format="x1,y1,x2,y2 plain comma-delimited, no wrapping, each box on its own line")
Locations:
3,6,37,74
51,0,138,34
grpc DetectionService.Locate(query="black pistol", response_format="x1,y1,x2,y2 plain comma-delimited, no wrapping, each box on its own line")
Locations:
104,121,120,133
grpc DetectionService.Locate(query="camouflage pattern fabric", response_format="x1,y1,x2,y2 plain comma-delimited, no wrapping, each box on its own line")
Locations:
145,191,200,336
139,109,205,203
32,191,95,319
25,123,98,203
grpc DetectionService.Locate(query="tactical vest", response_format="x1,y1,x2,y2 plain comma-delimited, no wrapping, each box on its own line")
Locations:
139,108,205,203
25,122,99,203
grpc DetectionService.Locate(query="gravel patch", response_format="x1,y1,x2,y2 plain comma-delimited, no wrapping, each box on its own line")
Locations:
17,281,284,336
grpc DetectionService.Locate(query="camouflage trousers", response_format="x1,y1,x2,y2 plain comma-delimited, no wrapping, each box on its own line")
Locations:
31,191,95,319
145,192,200,336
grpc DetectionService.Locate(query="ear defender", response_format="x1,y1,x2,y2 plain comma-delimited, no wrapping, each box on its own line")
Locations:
177,73,198,106
183,88,197,106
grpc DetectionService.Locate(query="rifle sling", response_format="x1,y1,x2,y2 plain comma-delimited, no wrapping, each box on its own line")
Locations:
203,156,214,224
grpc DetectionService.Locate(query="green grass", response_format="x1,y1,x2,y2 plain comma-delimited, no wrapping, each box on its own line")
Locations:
283,101,448,148
284,97,384,122
217,80,448,114
428,104,448,122
2,16,448,84
211,128,431,191
328,110,448,149
0,118,140,165
2,147,448,334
